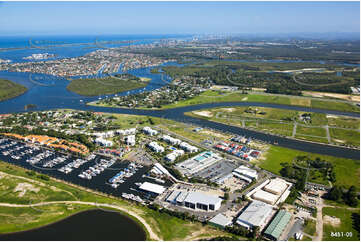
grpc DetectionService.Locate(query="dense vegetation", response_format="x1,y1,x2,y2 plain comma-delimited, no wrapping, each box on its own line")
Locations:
280,156,336,188
67,74,149,96
0,79,27,101
324,185,359,207
162,61,359,95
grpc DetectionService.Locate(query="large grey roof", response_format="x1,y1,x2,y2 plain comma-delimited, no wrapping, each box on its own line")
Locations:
209,214,232,227
184,191,222,205
237,200,273,227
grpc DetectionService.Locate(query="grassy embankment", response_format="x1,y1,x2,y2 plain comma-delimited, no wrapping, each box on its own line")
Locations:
257,145,360,188
0,161,233,240
160,90,360,113
322,207,360,241
186,106,359,147
0,79,27,102
67,76,150,96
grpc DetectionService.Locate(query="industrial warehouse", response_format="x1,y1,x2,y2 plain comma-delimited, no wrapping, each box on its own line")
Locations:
166,190,223,211
264,210,292,240
246,178,292,206
236,200,274,230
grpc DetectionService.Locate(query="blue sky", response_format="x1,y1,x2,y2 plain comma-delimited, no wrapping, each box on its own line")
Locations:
0,1,359,35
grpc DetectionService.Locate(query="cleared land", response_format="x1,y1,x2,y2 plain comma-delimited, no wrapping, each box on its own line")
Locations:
186,106,359,147
67,75,149,96
322,207,360,241
0,79,27,102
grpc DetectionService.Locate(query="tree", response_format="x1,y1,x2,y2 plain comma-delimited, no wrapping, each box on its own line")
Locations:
327,186,343,201
345,186,358,207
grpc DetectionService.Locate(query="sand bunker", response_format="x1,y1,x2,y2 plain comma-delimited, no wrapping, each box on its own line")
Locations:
221,108,235,112
14,183,40,197
193,111,213,118
324,215,341,226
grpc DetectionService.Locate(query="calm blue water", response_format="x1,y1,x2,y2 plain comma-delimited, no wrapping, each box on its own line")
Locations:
0,34,192,62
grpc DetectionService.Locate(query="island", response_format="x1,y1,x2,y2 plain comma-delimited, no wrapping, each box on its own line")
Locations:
66,74,150,96
0,79,27,102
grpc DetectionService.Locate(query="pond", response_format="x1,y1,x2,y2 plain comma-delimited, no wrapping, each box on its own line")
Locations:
0,209,147,241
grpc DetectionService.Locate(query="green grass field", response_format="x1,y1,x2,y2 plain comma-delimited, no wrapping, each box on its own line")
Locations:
294,135,329,144
296,126,327,137
0,204,93,234
187,105,359,147
258,145,360,189
159,90,359,113
329,128,360,147
327,116,360,129
0,79,27,102
303,219,316,236
67,76,149,96
322,207,360,241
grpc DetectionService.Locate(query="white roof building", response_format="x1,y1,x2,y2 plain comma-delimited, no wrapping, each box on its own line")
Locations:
233,165,258,180
162,135,181,145
236,200,273,230
252,190,279,205
209,214,233,228
184,191,222,211
264,178,288,195
139,182,166,195
167,190,222,211
142,126,158,136
148,142,165,153
116,128,136,136
179,142,199,153
165,149,185,162
125,135,135,146
176,151,222,176
94,137,113,147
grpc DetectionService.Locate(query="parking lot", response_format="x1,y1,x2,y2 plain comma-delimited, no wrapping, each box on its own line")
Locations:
193,159,237,183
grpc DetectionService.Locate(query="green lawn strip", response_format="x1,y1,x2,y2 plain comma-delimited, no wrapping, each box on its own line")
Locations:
322,207,360,241
0,174,75,204
67,76,149,96
327,117,360,129
257,122,293,136
159,90,359,113
324,199,360,209
329,128,360,147
0,204,93,234
294,135,329,144
0,79,27,102
303,219,316,236
311,99,359,113
296,126,327,137
259,145,360,189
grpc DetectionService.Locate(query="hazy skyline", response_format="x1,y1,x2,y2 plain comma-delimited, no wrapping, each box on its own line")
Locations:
0,1,360,35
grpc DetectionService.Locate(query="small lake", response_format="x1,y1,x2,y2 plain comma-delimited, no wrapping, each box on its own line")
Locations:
0,209,147,241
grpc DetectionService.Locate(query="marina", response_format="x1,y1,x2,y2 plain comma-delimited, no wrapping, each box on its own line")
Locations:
0,137,171,200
